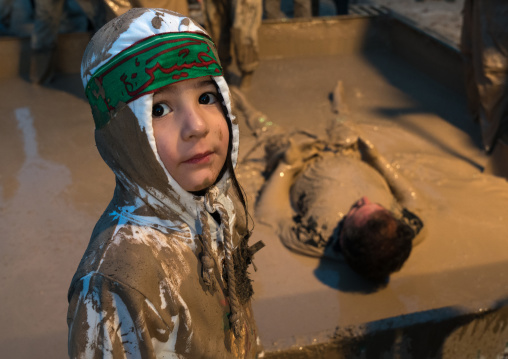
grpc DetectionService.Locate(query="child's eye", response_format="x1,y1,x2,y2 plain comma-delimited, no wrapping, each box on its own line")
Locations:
152,103,171,117
198,92,218,105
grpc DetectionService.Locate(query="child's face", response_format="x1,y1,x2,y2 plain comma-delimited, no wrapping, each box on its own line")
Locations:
152,76,230,192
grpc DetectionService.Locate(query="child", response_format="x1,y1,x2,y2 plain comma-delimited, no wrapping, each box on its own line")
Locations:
67,8,262,358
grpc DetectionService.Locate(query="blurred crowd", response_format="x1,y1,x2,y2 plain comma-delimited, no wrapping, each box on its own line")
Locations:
0,0,350,38
0,0,89,37
0,0,350,86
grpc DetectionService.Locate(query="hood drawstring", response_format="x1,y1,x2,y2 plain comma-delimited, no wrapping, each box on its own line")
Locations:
202,188,243,338
200,211,217,292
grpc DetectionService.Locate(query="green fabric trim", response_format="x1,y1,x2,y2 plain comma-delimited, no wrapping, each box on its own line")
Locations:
85,32,223,129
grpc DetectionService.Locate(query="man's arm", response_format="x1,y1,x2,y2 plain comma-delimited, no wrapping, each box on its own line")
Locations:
255,161,299,228
256,160,325,257
358,138,419,209
255,142,326,257
358,137,427,245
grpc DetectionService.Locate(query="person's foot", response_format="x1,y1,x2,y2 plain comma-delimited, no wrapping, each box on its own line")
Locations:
484,138,508,180
30,49,56,85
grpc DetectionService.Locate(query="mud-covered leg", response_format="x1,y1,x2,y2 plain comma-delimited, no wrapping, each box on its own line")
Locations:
30,0,65,84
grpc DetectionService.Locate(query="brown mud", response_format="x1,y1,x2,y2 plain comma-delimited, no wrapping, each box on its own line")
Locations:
236,45,508,356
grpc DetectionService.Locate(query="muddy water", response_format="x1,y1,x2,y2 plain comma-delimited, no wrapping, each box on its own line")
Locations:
238,50,508,352
0,77,113,358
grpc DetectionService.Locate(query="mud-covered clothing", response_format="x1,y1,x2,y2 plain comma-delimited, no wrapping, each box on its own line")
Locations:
461,0,508,152
68,188,258,358
203,0,261,74
269,148,423,259
68,9,259,358
30,0,106,83
280,152,396,258
1,0,34,36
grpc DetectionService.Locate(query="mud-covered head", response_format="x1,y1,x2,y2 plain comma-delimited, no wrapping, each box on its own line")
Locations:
80,8,239,216
338,196,415,281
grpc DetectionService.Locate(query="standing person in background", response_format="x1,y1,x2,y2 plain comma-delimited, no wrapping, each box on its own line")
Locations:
264,0,312,19
333,0,348,15
264,0,348,21
203,0,262,90
460,0,508,179
0,0,34,36
30,0,106,84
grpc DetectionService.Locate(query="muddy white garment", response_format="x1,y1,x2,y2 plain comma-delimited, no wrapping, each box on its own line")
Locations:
67,9,259,358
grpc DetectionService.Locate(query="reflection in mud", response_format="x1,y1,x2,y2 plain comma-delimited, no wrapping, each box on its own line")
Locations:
0,106,93,357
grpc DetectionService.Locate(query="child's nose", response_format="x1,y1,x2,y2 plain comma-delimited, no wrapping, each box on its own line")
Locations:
181,105,209,140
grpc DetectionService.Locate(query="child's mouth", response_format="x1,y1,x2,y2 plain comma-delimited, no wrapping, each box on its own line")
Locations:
184,151,213,164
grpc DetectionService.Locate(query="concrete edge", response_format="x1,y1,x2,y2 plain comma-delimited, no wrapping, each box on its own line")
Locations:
263,300,508,358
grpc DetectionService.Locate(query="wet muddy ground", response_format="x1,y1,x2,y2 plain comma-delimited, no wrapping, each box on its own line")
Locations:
2,6,508,359
0,76,112,358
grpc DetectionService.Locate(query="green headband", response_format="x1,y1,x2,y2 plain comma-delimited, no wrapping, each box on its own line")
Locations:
85,32,223,129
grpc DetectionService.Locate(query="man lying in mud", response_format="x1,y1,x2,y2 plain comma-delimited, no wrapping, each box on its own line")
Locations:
252,118,426,282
